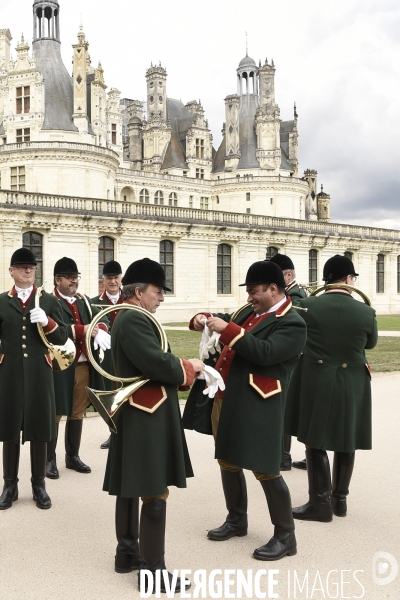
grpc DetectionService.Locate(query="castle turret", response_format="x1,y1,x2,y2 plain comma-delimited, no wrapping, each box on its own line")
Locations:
224,94,241,171
317,184,330,222
72,25,89,132
127,101,143,170
0,29,12,69
142,63,171,171
255,58,281,171
303,169,318,221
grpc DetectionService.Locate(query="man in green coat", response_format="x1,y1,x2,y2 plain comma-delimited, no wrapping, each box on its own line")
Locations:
188,261,307,561
103,258,204,594
270,253,308,471
0,248,68,510
46,257,110,478
285,255,378,522
91,260,123,450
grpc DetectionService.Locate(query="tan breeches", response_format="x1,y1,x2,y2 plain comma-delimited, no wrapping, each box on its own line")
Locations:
141,489,169,504
211,396,280,482
56,363,91,423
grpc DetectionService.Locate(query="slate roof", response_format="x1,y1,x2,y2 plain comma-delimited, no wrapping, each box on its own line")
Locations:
161,98,197,170
237,95,260,169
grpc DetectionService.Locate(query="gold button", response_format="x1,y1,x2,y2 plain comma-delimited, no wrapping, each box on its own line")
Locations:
22,326,26,330
22,344,26,349
24,353,28,358
342,363,347,368
213,358,217,363
249,323,252,326
223,357,227,361
318,360,323,364
23,317,26,321
22,335,26,340
228,348,232,352
219,368,223,372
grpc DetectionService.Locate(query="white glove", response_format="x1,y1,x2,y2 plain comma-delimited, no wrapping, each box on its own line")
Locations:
30,307,48,327
199,318,221,360
198,365,225,399
93,329,111,351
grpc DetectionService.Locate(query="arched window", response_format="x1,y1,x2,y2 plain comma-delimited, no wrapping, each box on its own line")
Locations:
139,188,149,203
169,192,178,207
22,231,43,285
217,244,232,294
265,246,279,260
344,251,353,261
309,249,318,284
160,240,174,293
99,236,115,281
154,190,164,205
376,254,385,293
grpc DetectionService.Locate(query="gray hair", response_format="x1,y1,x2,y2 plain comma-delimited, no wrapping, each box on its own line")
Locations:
122,282,149,301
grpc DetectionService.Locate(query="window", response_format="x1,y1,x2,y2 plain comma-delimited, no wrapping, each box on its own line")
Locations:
111,123,117,145
344,251,353,260
11,166,25,191
154,190,164,205
169,192,178,207
189,196,193,208
398,257,400,294
22,231,43,285
16,128,30,143
139,188,149,203
98,236,115,280
265,246,279,259
196,168,205,180
196,138,205,159
16,86,30,114
270,198,273,204
200,197,209,210
246,208,251,214
217,244,232,294
309,249,318,284
376,254,384,293
246,192,251,201
160,240,174,293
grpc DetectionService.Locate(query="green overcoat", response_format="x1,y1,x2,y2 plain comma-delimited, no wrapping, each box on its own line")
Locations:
0,288,68,442
185,302,307,475
90,291,122,391
103,308,194,498
53,293,109,416
285,292,378,452
286,282,307,306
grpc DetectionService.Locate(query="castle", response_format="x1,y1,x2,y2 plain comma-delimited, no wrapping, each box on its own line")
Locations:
0,0,399,318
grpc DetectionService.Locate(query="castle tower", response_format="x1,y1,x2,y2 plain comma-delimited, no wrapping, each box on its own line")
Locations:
255,58,281,171
0,29,12,69
303,169,318,221
235,54,260,170
33,0,60,43
224,94,241,171
142,63,171,171
317,184,330,222
127,101,143,170
72,26,89,132
146,63,167,121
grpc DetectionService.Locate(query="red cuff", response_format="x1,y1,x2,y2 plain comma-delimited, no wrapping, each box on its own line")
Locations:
189,312,212,331
220,322,245,347
98,323,108,332
75,324,85,340
43,318,58,334
180,359,195,387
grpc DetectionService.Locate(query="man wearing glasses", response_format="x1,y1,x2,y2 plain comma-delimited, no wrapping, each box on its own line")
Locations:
285,255,378,522
0,248,68,510
46,257,110,479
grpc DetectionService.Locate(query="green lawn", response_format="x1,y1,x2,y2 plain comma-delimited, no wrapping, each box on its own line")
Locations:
376,315,400,330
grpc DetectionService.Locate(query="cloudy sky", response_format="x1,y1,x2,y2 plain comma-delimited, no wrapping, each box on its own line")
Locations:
1,0,399,228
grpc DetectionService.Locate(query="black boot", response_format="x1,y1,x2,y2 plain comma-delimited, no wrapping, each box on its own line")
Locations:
253,477,297,561
292,448,332,522
115,496,144,573
207,469,248,541
331,452,355,517
65,419,91,473
280,435,292,471
292,458,307,470
100,436,111,450
0,441,20,510
46,423,59,479
138,499,190,594
31,441,51,509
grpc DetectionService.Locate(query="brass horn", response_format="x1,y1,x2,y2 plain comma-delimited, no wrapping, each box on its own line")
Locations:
84,304,168,432
310,283,371,306
36,283,76,371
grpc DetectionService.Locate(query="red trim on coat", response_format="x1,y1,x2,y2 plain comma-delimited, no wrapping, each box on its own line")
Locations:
180,358,195,387
42,317,58,334
189,312,212,331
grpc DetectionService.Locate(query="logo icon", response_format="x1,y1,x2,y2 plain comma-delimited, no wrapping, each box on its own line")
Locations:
372,551,398,586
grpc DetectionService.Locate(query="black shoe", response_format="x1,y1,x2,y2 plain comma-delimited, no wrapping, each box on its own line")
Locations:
292,448,333,522
280,452,292,471
31,441,52,509
65,455,91,473
46,459,59,479
115,552,143,573
331,452,355,517
292,458,307,470
207,469,248,541
138,569,191,594
32,480,52,509
253,477,297,561
101,436,111,449
0,480,19,510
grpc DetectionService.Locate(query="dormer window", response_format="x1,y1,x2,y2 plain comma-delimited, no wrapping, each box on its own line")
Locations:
16,87,30,114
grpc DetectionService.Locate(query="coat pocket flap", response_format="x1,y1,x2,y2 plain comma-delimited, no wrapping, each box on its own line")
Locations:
249,374,281,399
129,386,167,414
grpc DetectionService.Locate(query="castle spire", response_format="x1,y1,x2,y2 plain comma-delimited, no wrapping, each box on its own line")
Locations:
33,0,61,44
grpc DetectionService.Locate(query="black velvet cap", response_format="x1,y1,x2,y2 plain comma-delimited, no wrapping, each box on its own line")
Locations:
239,260,286,288
323,255,358,282
53,257,80,276
269,253,295,271
122,258,171,291
103,260,122,276
10,248,37,266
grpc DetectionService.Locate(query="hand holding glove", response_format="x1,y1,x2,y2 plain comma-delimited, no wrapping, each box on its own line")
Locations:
199,318,221,360
30,307,48,327
198,365,226,399
93,329,111,351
